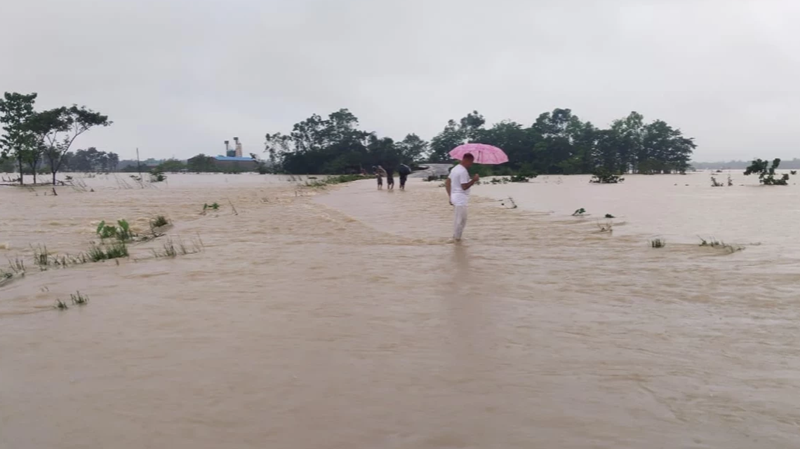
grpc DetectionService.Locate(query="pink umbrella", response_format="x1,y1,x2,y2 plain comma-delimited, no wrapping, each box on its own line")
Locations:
449,143,508,165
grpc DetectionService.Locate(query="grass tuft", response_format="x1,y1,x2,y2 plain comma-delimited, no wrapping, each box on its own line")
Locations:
55,298,69,310
88,242,129,262
70,291,89,305
651,238,666,248
150,215,169,228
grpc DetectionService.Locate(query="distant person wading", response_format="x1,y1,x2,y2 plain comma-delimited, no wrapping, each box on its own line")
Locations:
445,153,479,242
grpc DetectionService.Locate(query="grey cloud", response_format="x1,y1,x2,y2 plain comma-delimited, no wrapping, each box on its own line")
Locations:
1,0,798,161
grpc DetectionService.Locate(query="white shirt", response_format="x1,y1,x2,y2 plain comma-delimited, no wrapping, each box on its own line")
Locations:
449,164,472,206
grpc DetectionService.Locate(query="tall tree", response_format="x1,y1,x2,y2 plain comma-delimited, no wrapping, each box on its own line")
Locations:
396,134,428,163
0,92,37,185
32,105,111,185
428,120,465,162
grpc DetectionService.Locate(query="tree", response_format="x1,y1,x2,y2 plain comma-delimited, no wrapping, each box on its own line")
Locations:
187,154,217,172
32,105,111,185
0,92,37,185
396,134,428,163
744,158,789,185
428,120,464,162
157,159,186,172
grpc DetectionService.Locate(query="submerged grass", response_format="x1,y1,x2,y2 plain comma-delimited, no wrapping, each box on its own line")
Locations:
54,298,69,310
70,291,89,305
651,238,666,248
698,236,744,254
88,242,129,262
150,215,169,228
152,236,204,259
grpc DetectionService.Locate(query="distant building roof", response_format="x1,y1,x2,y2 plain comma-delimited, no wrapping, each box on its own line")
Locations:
214,156,256,162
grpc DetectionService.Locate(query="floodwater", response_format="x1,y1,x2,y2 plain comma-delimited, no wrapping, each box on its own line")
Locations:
1,172,799,448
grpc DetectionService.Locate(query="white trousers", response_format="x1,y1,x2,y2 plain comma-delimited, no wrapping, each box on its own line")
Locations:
453,205,468,240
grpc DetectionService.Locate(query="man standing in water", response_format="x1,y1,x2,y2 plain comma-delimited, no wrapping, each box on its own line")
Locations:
445,153,479,242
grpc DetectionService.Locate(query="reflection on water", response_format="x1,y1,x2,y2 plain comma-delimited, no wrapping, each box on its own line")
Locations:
2,173,800,448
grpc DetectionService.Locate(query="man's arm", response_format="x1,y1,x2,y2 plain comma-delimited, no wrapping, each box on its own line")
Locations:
445,178,452,201
461,173,479,191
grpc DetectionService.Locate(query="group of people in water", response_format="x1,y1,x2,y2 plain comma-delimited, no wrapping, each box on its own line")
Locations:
373,164,411,191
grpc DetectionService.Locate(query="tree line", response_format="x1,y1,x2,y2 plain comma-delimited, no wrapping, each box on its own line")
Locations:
0,92,111,185
263,108,697,175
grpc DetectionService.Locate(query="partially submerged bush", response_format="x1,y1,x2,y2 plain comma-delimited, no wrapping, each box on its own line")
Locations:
70,291,89,305
698,237,744,254
150,170,167,183
651,238,666,248
150,215,169,228
590,168,624,184
572,208,586,216
88,242,129,262
744,158,789,185
96,219,136,242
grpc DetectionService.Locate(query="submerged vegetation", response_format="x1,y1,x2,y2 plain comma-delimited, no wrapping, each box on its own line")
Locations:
304,174,372,188
572,208,586,216
744,158,790,186
152,236,204,259
150,170,167,183
651,238,666,248
88,242,129,262
698,237,744,254
70,291,89,305
590,168,624,184
96,219,135,242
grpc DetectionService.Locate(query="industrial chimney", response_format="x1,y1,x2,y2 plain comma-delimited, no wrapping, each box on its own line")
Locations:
234,137,243,158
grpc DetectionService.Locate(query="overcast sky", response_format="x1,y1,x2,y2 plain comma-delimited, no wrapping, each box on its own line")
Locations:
1,0,798,161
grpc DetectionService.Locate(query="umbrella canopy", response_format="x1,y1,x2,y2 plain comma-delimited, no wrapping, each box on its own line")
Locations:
449,143,508,165
398,164,411,175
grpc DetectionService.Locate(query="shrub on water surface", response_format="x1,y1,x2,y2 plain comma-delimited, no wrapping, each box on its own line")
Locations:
88,242,128,262
70,291,89,305
744,158,789,186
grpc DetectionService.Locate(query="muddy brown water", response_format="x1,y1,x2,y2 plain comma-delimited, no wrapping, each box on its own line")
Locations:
1,172,799,448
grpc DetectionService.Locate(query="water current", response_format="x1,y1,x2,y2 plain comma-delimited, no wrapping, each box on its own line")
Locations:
1,172,799,448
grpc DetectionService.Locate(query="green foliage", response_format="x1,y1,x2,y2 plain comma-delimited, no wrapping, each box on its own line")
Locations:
605,214,615,219
651,238,666,248
96,220,135,242
262,107,695,176
70,291,89,305
55,298,69,310
590,168,624,184
63,147,119,172
744,158,789,185
203,202,220,211
0,92,37,185
150,170,167,182
88,242,128,262
150,215,169,228
187,154,218,172
711,176,724,187
156,159,186,173
572,208,586,216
